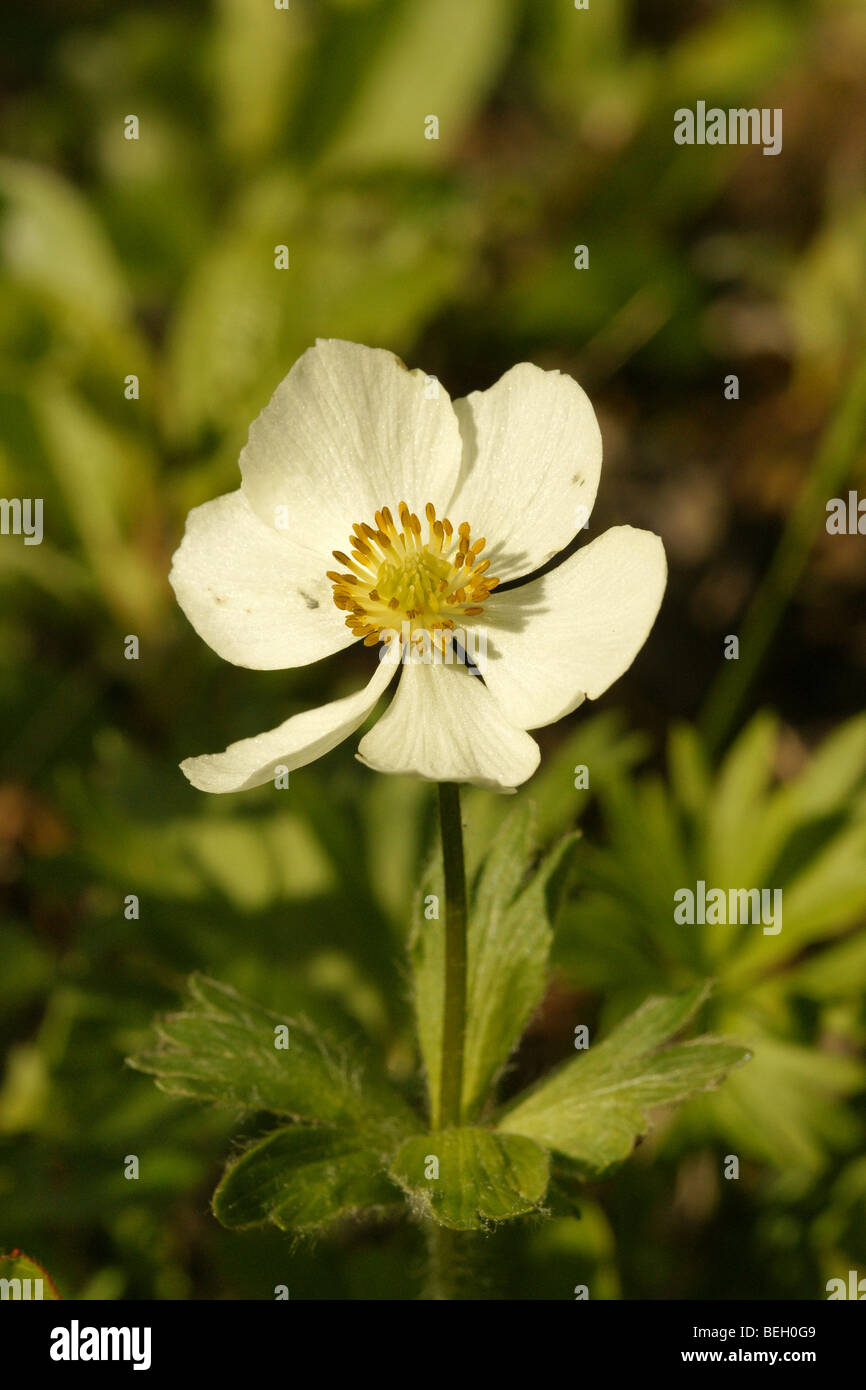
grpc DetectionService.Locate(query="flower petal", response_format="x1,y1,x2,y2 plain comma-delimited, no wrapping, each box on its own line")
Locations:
356,659,540,792
240,339,463,552
181,653,400,793
479,526,667,730
170,490,356,670
446,362,602,582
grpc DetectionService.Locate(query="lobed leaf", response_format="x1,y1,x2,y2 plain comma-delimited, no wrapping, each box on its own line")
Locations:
462,814,577,1120
128,974,418,1139
411,803,576,1126
213,1124,401,1233
497,986,750,1174
389,1127,549,1231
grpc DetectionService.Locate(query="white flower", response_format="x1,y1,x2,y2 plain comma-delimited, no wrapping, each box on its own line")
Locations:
170,339,666,794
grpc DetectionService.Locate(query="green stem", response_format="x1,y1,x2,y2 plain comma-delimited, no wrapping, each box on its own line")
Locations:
437,781,467,1130
424,785,468,1302
425,1225,496,1300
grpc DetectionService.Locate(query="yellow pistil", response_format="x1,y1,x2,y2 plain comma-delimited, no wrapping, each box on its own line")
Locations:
328,501,498,653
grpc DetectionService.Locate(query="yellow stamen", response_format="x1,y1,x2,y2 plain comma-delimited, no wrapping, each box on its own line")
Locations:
327,501,498,648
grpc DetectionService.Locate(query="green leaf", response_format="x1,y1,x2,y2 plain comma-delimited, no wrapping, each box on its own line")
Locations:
82,805,335,908
389,1127,549,1231
668,2,803,100
319,0,518,172
706,712,779,885
727,820,866,985
210,0,308,165
462,814,577,1121
411,803,576,1127
213,1124,401,1233
667,721,712,824
709,1027,865,1172
163,178,474,445
410,852,446,1124
788,713,866,818
364,773,431,930
497,986,750,1174
28,381,161,629
162,216,288,445
786,930,866,1000
0,157,131,338
0,1250,61,1299
128,975,418,1139
789,199,866,371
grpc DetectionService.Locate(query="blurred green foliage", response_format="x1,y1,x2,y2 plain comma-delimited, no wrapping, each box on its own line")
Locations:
1,0,865,1298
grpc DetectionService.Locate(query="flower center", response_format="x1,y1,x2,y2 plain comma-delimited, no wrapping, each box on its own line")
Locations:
328,501,499,650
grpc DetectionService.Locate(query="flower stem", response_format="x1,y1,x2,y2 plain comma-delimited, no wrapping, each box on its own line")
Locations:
437,781,467,1130
425,1225,495,1300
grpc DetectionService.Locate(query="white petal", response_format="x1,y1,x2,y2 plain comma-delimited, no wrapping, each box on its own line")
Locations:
181,652,400,793
356,659,540,792
479,526,667,730
170,490,356,670
445,362,602,582
240,339,463,555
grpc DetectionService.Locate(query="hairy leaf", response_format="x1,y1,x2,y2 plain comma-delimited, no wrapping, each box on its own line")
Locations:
213,1124,401,1233
390,1127,549,1231
498,986,749,1173
128,974,418,1139
411,803,575,1126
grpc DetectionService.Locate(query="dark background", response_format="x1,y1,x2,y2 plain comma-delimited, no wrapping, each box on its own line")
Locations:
1,0,865,1298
